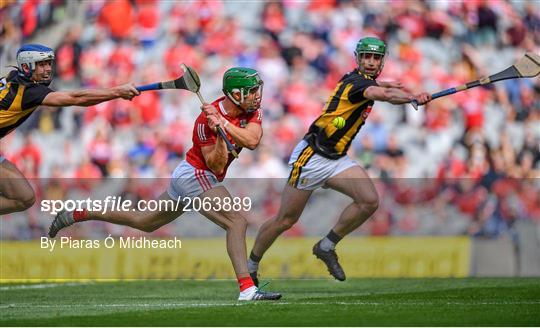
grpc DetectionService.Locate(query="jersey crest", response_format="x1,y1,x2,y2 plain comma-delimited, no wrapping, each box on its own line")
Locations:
361,105,372,120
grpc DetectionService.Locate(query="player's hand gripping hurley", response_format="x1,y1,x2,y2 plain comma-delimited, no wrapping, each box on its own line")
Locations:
411,52,540,110
136,64,238,158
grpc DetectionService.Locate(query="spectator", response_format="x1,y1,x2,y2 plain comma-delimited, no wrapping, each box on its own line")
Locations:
55,27,83,85
88,128,112,177
97,0,135,42
261,1,286,41
10,134,41,179
135,1,160,48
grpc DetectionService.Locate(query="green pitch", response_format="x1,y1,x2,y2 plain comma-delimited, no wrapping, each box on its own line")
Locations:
1,278,539,326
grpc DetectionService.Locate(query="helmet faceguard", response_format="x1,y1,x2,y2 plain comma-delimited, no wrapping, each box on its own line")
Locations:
222,67,264,113
354,37,387,78
16,44,55,86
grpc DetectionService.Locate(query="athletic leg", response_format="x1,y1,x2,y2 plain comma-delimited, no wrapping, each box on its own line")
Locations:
312,165,379,281
251,184,312,259
247,184,312,285
0,159,36,215
325,165,379,237
50,160,202,237
197,186,251,276
49,192,184,237
197,185,281,300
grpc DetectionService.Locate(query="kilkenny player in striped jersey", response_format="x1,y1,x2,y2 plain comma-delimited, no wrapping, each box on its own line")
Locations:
1,44,139,216
248,37,432,284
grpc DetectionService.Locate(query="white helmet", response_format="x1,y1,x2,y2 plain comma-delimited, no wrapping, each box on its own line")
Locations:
16,44,55,84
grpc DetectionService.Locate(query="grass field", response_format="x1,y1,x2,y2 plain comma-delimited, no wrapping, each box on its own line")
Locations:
1,278,539,326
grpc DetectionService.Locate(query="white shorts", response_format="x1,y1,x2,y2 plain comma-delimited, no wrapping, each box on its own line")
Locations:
167,160,221,200
287,140,358,190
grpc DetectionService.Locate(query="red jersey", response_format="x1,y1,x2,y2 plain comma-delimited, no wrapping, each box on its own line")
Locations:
186,97,262,181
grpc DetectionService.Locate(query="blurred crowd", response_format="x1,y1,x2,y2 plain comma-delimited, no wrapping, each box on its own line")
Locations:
0,0,539,239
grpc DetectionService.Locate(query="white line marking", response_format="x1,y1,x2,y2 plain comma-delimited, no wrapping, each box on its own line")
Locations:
1,300,539,310
0,303,248,309
0,282,93,291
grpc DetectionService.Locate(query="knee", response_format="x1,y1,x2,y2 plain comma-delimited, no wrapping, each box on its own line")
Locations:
363,199,379,216
137,222,158,233
355,193,379,215
134,215,159,233
139,224,158,233
22,193,36,210
275,213,299,232
226,214,248,232
14,193,36,212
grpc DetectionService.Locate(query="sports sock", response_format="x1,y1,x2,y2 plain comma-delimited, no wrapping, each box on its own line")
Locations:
247,251,260,273
73,209,88,222
319,230,343,251
237,276,255,292
247,259,259,273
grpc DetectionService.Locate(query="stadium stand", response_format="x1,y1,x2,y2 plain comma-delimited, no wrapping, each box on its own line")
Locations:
0,0,538,240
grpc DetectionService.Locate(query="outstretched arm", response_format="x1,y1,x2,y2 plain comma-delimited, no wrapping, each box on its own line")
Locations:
377,81,406,89
365,85,431,105
42,83,139,107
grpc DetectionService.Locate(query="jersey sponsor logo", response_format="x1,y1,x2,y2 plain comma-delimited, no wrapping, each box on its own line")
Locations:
240,119,247,128
0,78,6,91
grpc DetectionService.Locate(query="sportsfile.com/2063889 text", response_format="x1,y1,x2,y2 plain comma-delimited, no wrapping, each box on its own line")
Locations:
40,196,252,215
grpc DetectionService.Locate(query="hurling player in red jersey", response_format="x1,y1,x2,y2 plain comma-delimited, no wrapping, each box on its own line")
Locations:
48,68,281,301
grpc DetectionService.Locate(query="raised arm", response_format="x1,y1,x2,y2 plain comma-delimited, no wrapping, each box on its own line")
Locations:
42,83,139,107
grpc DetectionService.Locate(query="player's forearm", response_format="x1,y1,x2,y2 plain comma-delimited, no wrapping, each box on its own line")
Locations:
206,138,228,174
383,88,414,105
67,88,123,106
223,124,260,150
378,81,395,88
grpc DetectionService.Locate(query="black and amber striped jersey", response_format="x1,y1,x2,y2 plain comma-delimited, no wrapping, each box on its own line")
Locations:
0,70,54,139
304,69,378,159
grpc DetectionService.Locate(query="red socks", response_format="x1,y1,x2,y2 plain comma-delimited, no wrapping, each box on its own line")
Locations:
237,276,255,292
73,209,88,222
